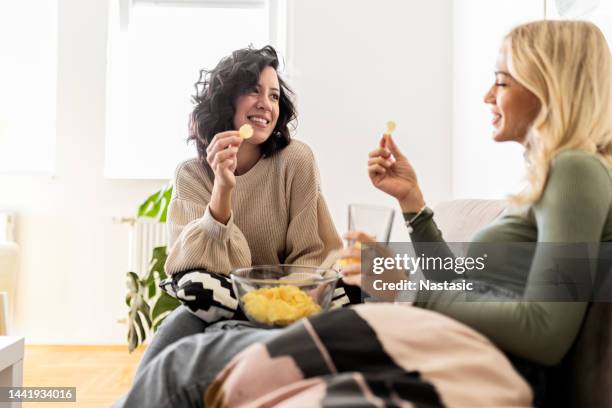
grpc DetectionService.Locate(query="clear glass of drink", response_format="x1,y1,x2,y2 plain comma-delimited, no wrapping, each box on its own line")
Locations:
336,204,395,268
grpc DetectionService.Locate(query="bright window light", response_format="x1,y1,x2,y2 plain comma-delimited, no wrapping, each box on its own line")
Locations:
105,1,276,179
0,1,57,174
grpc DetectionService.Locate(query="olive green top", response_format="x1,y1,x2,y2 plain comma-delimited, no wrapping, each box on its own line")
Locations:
408,150,612,365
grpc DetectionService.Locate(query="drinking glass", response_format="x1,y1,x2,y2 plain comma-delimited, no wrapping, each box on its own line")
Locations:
337,204,395,267
348,203,395,244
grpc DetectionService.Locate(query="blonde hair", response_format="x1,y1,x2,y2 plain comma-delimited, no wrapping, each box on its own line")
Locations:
506,20,612,205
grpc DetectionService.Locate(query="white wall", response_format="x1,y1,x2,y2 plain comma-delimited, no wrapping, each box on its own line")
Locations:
451,0,544,199
291,0,453,241
451,0,612,199
0,0,167,344
0,0,453,344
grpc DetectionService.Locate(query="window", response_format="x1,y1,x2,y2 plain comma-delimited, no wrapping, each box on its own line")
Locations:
546,0,612,42
0,1,57,173
105,0,288,179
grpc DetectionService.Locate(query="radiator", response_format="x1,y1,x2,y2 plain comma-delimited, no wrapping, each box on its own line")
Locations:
116,217,168,276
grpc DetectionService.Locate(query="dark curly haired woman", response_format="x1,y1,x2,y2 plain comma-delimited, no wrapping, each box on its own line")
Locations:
134,46,348,374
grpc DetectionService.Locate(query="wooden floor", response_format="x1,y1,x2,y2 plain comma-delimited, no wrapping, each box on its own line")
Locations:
22,345,145,408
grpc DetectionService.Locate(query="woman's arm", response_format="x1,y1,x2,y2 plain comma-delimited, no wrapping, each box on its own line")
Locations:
426,152,611,365
368,136,611,364
164,161,252,275
368,134,458,281
206,131,243,224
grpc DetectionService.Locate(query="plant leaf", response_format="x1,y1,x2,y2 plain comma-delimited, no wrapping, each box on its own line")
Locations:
151,246,168,276
144,246,168,286
143,246,168,299
137,184,173,222
126,271,152,352
151,313,169,333
126,182,174,351
126,271,140,293
134,311,147,345
127,321,138,352
151,292,180,329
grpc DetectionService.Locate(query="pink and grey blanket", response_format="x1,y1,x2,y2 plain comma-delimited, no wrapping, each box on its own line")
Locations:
204,304,532,407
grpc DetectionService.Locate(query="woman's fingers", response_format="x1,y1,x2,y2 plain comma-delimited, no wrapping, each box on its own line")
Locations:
218,156,235,170
207,131,240,150
342,275,362,287
368,164,386,176
331,247,360,261
206,132,242,162
343,231,375,243
368,157,391,178
341,264,362,287
211,147,238,169
368,147,391,159
210,130,241,144
368,157,392,168
207,137,242,160
385,134,406,160
340,263,361,276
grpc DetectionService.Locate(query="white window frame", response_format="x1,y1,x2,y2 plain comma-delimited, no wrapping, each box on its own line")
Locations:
120,0,288,57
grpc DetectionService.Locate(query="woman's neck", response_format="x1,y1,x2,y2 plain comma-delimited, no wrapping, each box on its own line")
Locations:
235,143,263,176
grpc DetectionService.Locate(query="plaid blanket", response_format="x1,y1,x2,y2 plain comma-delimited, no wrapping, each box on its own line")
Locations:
204,304,532,407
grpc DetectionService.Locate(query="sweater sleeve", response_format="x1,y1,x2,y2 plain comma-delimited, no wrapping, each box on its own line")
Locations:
405,210,459,282
424,152,611,365
164,162,251,275
283,145,342,266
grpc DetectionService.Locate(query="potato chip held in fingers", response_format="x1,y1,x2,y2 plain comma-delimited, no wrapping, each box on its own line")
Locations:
383,120,396,144
239,124,254,139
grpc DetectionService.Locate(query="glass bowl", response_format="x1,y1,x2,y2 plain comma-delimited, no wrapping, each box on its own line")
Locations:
230,265,340,327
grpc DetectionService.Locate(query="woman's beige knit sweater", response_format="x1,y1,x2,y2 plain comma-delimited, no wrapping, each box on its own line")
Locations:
165,140,342,275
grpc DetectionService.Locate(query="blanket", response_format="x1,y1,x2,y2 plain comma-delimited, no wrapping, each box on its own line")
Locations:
204,304,532,407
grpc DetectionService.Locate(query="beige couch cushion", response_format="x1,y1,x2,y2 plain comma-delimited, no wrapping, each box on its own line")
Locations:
433,199,505,241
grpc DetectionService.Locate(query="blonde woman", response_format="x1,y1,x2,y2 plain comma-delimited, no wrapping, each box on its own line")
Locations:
358,20,612,404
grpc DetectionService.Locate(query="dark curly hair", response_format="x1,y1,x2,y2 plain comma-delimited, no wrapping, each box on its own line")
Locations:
188,45,297,161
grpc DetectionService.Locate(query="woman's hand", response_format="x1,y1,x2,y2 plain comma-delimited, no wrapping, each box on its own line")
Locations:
323,232,408,302
368,134,425,213
206,131,243,191
321,231,376,287
207,131,243,224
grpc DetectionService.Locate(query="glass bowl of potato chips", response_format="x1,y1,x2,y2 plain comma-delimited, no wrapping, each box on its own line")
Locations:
230,265,341,327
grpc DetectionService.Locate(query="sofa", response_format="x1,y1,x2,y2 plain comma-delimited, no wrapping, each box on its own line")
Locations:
434,199,612,407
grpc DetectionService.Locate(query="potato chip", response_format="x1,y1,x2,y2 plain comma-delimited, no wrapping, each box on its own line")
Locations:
239,124,254,139
385,120,396,134
242,285,321,326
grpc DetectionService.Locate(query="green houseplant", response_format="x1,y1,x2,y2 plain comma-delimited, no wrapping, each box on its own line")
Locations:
125,184,180,352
